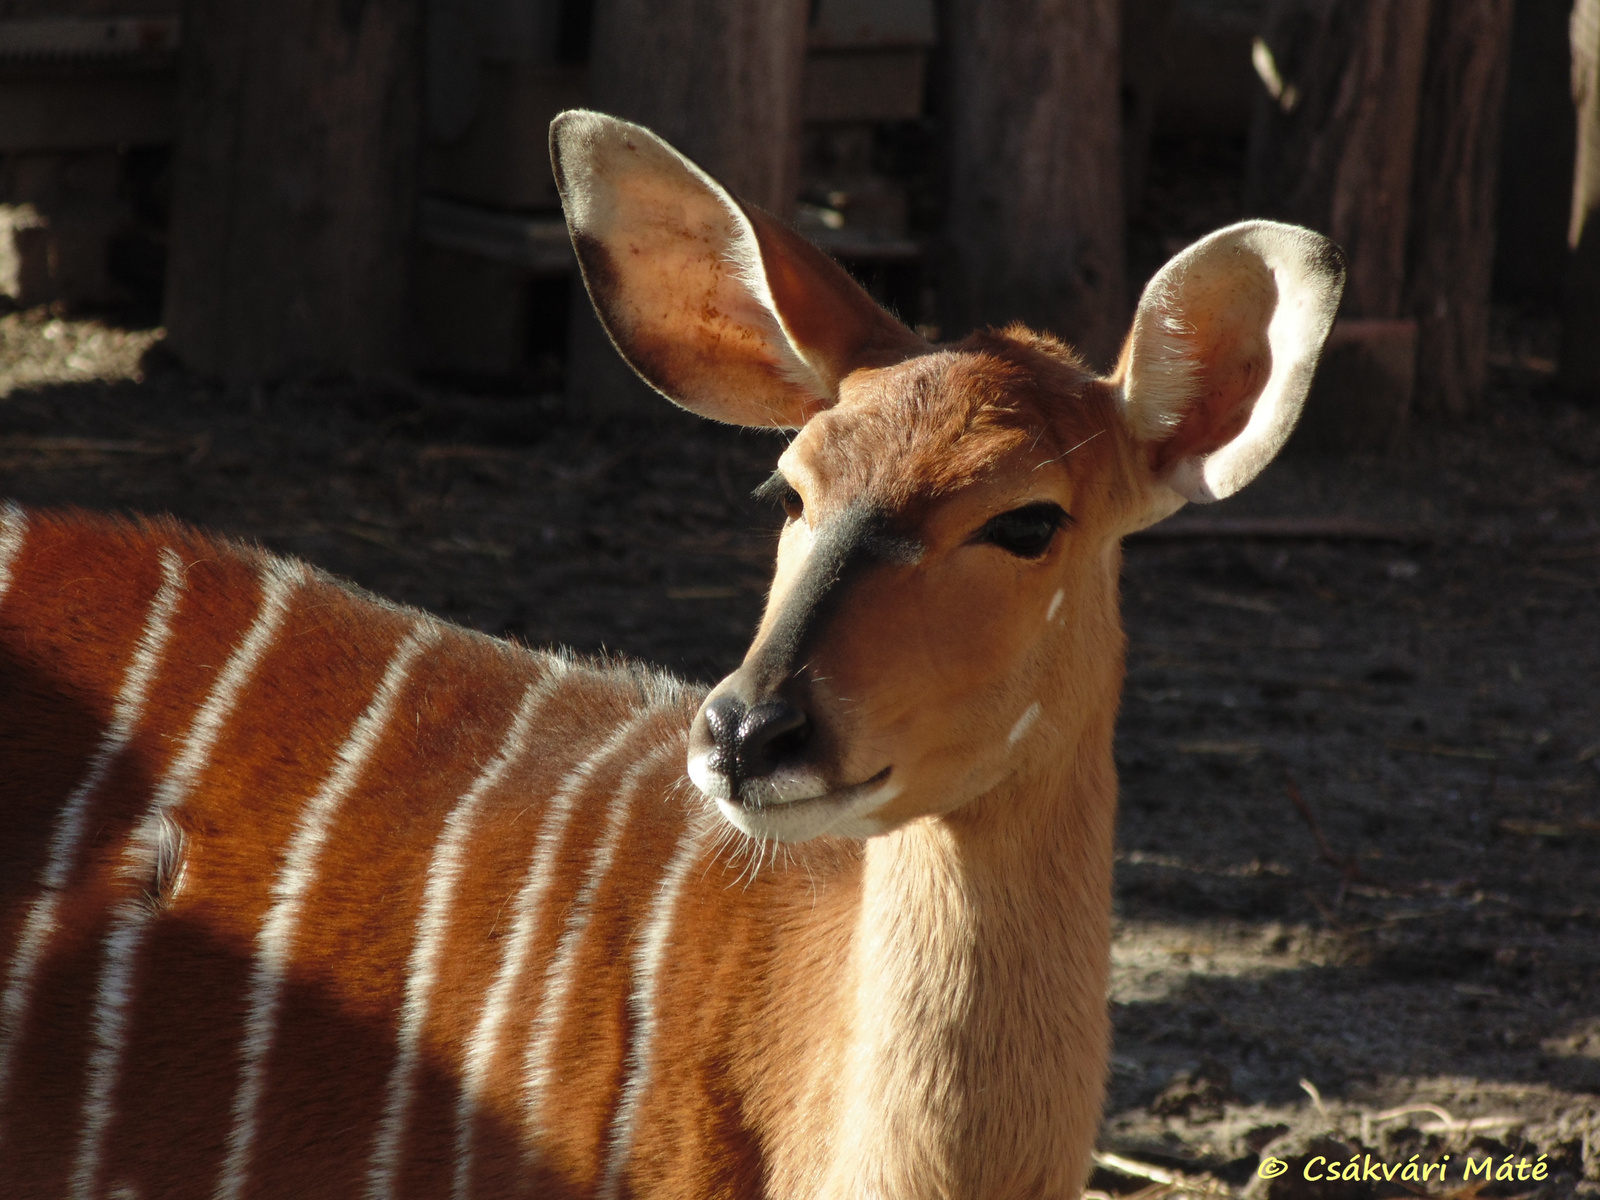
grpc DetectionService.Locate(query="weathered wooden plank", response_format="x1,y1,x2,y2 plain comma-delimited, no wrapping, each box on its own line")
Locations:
940,0,1124,367
162,0,421,381
1245,0,1432,321
566,0,810,414
1404,0,1515,418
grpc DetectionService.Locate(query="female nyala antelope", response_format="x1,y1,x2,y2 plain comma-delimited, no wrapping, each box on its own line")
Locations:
0,111,1342,1199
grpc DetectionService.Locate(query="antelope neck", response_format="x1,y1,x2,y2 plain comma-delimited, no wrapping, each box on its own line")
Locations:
805,718,1118,1198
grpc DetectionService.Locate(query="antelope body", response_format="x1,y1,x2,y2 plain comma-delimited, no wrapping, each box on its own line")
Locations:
0,113,1343,1200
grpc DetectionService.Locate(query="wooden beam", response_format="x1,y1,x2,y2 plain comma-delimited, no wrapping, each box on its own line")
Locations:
162,0,421,382
1567,0,1600,395
939,0,1125,368
1245,0,1432,321
0,69,175,152
1404,0,1515,418
566,0,810,414
585,0,809,216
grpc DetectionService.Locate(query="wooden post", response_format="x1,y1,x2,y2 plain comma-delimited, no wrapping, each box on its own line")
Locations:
162,0,421,382
1121,0,1175,221
565,0,810,415
1495,0,1576,305
1567,0,1600,395
1245,0,1435,449
1403,0,1515,418
939,0,1125,369
586,0,808,215
1245,0,1432,320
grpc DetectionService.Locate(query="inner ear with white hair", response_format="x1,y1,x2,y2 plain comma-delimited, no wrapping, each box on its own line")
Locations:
550,109,925,430
1115,220,1346,519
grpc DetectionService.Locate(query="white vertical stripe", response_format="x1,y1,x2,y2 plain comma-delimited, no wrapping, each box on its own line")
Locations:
0,502,26,605
520,739,676,1155
362,666,568,1200
597,808,707,1200
1007,700,1042,747
69,558,305,1200
0,548,184,1142
213,622,438,1200
450,708,657,1200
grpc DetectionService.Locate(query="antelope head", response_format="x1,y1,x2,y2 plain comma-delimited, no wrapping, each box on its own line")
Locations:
553,111,1344,845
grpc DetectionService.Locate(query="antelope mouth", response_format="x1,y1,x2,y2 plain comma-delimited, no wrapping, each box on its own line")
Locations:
691,762,897,842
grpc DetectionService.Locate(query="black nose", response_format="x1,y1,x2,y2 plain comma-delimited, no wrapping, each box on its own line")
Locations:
702,693,811,784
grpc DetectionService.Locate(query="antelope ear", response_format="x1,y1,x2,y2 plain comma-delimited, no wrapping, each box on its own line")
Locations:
1116,220,1345,510
551,110,924,429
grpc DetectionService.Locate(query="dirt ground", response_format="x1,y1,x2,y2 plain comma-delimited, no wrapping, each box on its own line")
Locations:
1,297,1598,1199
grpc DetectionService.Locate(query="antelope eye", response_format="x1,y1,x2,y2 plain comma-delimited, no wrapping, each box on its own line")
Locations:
978,502,1068,558
754,472,804,521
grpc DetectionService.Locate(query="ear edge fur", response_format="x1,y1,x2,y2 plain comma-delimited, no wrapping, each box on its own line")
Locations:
1118,219,1346,504
740,201,929,394
551,109,831,426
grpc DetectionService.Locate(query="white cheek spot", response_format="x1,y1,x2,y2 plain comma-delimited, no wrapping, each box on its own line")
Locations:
1007,701,1042,748
1046,589,1065,622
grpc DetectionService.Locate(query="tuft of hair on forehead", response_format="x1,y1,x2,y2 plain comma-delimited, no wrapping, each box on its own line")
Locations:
847,326,1110,502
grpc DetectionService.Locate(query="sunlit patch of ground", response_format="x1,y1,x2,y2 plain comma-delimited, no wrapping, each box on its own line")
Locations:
0,308,162,397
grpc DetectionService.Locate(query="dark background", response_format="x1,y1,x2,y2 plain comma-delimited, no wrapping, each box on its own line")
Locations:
1,1,1599,1195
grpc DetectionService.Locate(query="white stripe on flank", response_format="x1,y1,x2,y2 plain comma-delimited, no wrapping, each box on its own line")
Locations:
450,709,658,1200
597,808,706,1200
0,502,26,604
122,557,311,887
521,739,676,1154
214,622,438,1200
69,557,304,1200
362,667,568,1200
0,549,184,1142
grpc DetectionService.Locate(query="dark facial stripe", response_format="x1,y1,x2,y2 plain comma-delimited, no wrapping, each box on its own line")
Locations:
743,505,921,694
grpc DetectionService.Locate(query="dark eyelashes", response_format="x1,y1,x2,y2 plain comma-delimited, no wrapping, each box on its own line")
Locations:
751,471,789,504
753,471,804,519
976,502,1071,558
755,474,1067,557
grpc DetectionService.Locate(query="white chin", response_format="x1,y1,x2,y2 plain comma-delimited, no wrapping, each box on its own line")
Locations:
708,773,899,843
687,751,731,800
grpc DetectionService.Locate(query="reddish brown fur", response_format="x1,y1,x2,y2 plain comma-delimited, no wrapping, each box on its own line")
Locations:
548,110,1336,1196
1,117,1339,1200
0,329,1270,1199
0,512,726,1198
0,371,1120,1196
